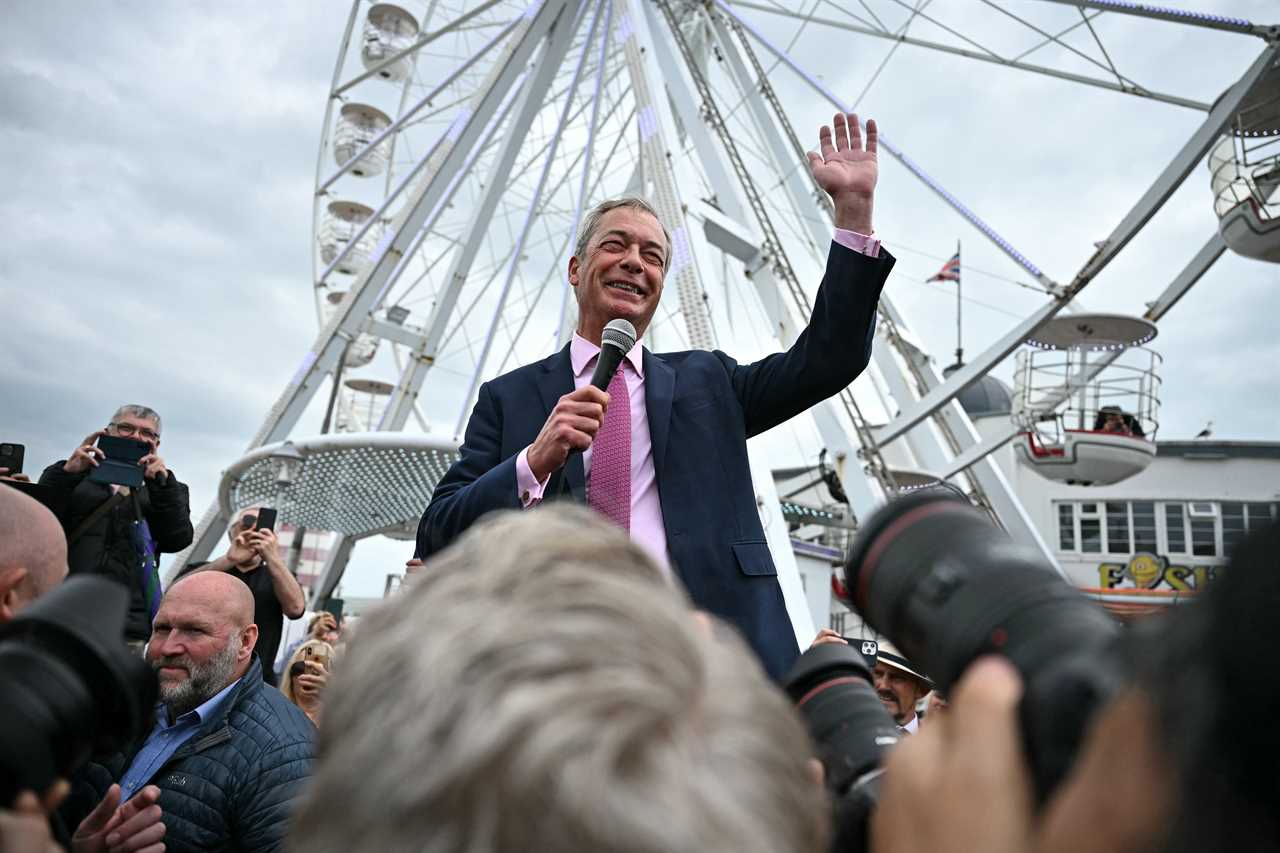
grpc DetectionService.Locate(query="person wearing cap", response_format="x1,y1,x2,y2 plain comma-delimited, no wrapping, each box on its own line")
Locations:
874,641,933,734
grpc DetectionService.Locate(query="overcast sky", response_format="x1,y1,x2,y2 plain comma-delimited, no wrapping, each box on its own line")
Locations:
3,1,1276,598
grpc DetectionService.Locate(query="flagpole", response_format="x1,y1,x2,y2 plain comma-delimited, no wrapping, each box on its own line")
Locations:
954,239,963,368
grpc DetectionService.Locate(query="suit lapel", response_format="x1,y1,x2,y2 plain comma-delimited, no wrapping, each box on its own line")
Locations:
643,350,674,477
535,344,585,499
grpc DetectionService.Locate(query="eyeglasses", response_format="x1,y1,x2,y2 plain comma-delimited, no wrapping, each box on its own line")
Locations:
239,514,258,530
111,422,160,441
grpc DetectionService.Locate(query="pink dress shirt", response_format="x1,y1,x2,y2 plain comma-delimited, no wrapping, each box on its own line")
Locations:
516,335,669,569
516,228,881,573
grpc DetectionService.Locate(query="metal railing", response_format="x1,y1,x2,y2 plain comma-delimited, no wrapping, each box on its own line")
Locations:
1014,346,1163,442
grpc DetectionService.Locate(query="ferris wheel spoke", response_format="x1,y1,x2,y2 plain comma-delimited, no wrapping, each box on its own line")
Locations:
726,0,1212,110
334,0,514,97
1011,9,1102,62
429,98,638,358
720,0,1055,286
976,0,1139,90
322,15,525,193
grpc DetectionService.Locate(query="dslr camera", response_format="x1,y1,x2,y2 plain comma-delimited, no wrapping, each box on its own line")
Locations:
786,490,1124,852
0,577,157,804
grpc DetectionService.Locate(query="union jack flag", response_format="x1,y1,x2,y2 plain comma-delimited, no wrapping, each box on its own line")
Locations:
927,252,960,283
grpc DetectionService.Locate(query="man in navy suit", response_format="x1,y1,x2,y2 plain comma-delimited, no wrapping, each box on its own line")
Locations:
418,113,894,679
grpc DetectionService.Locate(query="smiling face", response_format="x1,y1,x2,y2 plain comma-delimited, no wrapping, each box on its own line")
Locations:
568,206,669,344
873,661,929,726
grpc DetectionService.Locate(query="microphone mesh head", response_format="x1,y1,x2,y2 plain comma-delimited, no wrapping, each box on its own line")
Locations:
601,318,637,352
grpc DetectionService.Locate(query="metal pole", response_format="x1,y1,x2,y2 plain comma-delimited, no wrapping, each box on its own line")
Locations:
955,239,963,368
721,0,1212,110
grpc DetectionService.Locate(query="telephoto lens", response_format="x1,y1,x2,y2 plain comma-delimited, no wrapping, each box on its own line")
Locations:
843,491,1124,801
0,576,157,804
784,643,901,853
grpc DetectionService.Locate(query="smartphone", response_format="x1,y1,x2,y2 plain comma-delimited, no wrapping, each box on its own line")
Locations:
302,644,331,670
0,442,24,476
255,507,278,532
845,637,879,671
87,435,150,488
289,660,307,679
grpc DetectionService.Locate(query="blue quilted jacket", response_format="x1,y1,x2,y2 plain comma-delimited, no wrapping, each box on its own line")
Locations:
66,658,315,852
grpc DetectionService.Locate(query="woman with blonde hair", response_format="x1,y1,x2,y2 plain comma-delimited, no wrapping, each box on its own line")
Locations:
281,638,333,725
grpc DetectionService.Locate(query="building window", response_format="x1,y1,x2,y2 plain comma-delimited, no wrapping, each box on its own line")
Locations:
1079,505,1102,553
1105,502,1130,553
1247,503,1276,528
1132,502,1157,554
1057,504,1075,550
1191,519,1216,556
830,611,848,634
1165,503,1186,553
1222,503,1246,554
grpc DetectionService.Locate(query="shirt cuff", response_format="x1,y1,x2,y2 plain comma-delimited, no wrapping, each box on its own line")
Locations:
832,228,881,258
515,446,551,508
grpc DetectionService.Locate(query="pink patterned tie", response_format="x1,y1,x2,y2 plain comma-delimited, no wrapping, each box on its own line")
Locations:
589,366,631,532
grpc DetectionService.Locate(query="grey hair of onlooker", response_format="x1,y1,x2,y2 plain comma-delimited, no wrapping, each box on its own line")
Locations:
290,506,825,853
573,197,673,274
111,404,162,434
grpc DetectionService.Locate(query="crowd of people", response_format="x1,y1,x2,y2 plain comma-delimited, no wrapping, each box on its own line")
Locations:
3,111,1276,853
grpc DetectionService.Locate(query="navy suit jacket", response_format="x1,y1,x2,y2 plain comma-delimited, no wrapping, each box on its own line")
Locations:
418,241,893,678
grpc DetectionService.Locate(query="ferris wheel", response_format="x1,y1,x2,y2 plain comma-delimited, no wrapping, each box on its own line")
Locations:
170,0,1279,621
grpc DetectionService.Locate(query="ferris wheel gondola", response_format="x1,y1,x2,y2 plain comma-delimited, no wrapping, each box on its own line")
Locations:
1013,314,1161,487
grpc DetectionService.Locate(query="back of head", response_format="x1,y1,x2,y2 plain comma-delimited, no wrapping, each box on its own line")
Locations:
292,507,823,853
0,486,68,618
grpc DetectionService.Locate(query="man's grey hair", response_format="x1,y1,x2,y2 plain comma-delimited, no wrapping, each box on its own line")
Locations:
574,197,673,274
292,506,825,853
111,404,162,434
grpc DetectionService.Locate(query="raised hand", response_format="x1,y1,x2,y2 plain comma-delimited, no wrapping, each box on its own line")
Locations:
248,528,283,565
806,113,878,234
63,430,107,475
228,531,257,567
137,452,168,482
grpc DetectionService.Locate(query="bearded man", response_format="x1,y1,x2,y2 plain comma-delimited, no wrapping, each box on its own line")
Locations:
62,571,315,852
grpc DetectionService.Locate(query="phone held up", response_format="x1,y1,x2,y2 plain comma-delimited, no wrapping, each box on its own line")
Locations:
87,435,151,488
254,507,278,532
0,443,24,476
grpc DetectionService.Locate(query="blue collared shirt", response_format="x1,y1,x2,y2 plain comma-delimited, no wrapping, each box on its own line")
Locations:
118,677,241,800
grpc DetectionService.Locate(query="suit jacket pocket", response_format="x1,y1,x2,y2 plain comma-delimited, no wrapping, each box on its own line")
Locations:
732,540,777,577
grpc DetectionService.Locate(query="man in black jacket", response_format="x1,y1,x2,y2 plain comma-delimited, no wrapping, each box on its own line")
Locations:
63,570,316,853
38,404,193,644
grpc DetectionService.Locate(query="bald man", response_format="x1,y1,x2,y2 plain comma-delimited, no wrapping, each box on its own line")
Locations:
0,486,68,621
63,571,315,853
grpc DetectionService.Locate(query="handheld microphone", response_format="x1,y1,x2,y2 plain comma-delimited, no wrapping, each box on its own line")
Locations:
590,319,637,390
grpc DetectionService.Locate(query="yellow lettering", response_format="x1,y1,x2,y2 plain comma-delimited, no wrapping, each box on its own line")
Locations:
1193,566,1212,590
1165,566,1193,592
1098,564,1125,589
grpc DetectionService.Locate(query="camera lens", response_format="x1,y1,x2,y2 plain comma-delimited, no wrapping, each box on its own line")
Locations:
783,643,900,795
844,492,1122,798
0,577,157,804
